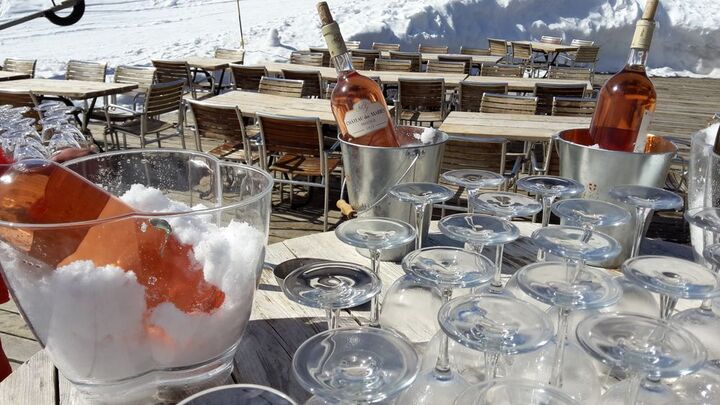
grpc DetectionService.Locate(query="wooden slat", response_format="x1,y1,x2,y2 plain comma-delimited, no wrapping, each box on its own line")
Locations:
466,75,592,93
0,349,54,405
0,79,137,99
0,72,29,82
205,90,335,124
184,57,242,71
439,111,590,142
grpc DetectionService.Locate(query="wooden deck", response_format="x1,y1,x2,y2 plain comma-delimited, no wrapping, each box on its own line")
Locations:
0,75,718,373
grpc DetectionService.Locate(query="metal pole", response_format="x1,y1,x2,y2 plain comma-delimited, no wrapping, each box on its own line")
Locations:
236,0,245,48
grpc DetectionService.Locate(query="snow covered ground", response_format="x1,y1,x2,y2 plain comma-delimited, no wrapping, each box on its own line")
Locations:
0,0,717,78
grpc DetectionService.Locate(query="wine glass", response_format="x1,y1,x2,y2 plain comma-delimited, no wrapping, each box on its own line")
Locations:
609,185,683,258
438,213,520,295
453,378,580,405
441,169,506,213
389,182,454,249
576,313,707,405
622,255,719,320
552,199,631,231
395,247,495,405
282,261,381,330
516,175,585,228
470,191,542,220
513,261,622,402
438,294,554,382
292,327,420,404
178,384,299,405
671,363,720,404
378,273,443,345
335,217,416,327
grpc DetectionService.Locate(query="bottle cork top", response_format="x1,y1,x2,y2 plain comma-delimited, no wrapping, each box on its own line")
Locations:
317,2,334,26
642,0,659,20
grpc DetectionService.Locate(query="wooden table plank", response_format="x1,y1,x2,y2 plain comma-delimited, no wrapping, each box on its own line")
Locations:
420,53,502,64
0,349,55,405
204,90,336,125
439,111,590,142
0,72,30,82
463,75,592,92
511,41,578,54
184,57,243,71
0,79,138,100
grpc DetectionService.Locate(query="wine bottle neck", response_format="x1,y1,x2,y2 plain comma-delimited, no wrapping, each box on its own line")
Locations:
626,47,650,68
332,52,355,74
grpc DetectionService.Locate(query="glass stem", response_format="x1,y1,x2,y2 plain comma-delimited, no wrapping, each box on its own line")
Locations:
492,244,505,289
415,202,427,250
623,374,644,405
659,293,678,320
467,188,479,214
326,308,340,330
537,195,552,261
549,307,570,387
485,352,500,380
434,288,453,378
631,207,653,258
369,248,381,327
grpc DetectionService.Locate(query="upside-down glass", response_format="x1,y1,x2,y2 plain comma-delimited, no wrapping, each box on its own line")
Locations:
453,378,580,405
178,384,299,405
441,169,506,213
389,182,454,249
0,150,273,403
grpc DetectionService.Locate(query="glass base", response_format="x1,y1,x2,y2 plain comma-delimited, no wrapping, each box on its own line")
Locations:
421,331,509,384
394,369,469,405
601,379,680,405
473,283,515,297
672,308,720,359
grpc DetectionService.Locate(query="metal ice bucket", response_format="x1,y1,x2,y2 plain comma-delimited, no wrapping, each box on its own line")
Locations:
340,126,448,261
556,128,677,267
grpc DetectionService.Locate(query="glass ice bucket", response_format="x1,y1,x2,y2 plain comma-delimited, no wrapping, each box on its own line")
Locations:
0,149,273,403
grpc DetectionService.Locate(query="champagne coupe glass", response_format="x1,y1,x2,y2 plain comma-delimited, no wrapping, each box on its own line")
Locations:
441,169,506,213
335,217,416,327
282,262,381,330
292,327,420,404
470,191,542,220
577,313,707,405
395,247,495,404
622,255,719,320
389,182,454,249
438,213,520,296
608,185,683,258
514,262,622,402
516,175,585,230
178,384,299,405
439,295,554,383
453,378,580,405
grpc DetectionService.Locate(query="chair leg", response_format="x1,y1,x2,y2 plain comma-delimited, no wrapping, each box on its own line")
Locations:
288,174,294,207
323,177,330,232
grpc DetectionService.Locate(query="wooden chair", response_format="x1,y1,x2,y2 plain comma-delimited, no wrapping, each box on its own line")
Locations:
65,60,107,82
258,77,304,98
88,65,156,125
345,41,361,50
256,113,341,231
480,63,524,78
418,44,449,54
437,55,473,75
551,96,597,117
547,66,592,81
397,78,446,127
560,46,600,73
540,36,563,44
187,100,252,162
350,49,381,70
374,59,412,72
372,42,401,52
229,64,267,92
388,51,422,72
460,46,490,56
457,81,508,112
509,42,535,74
530,138,560,176
290,52,324,67
215,48,245,63
488,38,509,59
104,80,186,149
281,69,324,98
3,58,36,78
480,93,537,115
0,90,40,120
309,47,331,67
426,60,466,74
152,60,209,99
570,39,594,46
534,83,587,115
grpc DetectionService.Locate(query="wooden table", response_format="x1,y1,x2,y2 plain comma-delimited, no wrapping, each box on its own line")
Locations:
463,75,592,93
0,79,138,132
206,90,336,124
439,111,591,142
512,41,578,55
183,57,243,95
0,221,693,404
420,53,502,65
0,71,30,82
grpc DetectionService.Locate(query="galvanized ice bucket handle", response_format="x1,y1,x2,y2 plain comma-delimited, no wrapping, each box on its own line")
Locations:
353,149,422,215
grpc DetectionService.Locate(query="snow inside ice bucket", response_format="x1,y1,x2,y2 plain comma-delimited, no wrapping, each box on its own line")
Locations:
0,149,273,404
556,128,676,268
340,126,448,261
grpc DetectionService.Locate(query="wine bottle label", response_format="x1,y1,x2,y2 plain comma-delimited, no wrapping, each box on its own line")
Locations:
344,99,388,138
321,22,348,58
633,110,653,153
630,20,655,50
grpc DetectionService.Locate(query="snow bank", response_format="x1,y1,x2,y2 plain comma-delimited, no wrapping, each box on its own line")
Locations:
0,0,717,78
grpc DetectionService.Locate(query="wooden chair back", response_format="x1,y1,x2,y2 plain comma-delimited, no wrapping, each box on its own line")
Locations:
437,55,473,74
460,46,490,56
536,138,561,176
398,78,445,115
540,36,563,44
3,58,36,77
547,66,592,81
511,42,533,61
144,80,185,116
488,38,508,57
114,65,156,91
350,49,381,70
187,100,246,154
573,46,600,64
230,64,267,91
66,60,107,82
289,52,324,67
551,96,597,117
258,77,304,98
458,81,508,112
534,83,587,115
571,39,594,46
426,60,466,74
480,63,524,77
345,41,361,50
0,90,39,120
480,93,537,115
442,137,508,175
214,48,245,63
372,42,401,52
151,60,191,85
374,59,412,72
418,44,449,54
309,47,331,67
257,113,323,157
281,69,323,98
388,51,422,72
